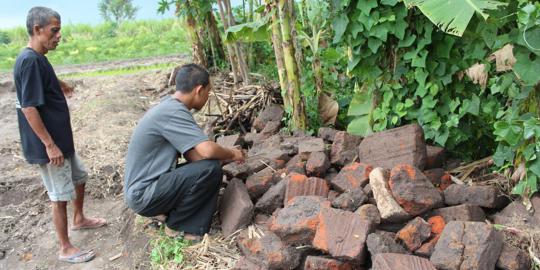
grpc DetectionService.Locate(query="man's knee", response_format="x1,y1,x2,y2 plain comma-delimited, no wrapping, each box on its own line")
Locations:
204,159,222,178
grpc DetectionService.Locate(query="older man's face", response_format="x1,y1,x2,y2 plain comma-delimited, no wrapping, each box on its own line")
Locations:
35,17,61,51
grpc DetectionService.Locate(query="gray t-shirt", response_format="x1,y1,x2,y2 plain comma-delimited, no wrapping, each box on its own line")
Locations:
124,95,208,212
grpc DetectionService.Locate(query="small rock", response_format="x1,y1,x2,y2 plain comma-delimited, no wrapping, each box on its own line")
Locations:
253,104,284,132
429,204,486,222
425,145,445,169
318,127,339,142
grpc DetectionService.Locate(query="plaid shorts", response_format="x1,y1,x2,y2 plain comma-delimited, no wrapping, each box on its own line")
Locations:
38,153,88,201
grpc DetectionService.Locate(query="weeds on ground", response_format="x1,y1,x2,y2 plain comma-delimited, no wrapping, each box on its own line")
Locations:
149,228,192,267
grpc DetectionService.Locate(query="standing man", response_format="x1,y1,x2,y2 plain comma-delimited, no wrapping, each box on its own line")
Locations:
124,64,244,241
14,7,106,264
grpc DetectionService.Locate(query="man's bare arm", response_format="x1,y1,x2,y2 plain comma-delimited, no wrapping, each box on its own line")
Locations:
21,107,64,166
59,80,74,98
185,141,244,162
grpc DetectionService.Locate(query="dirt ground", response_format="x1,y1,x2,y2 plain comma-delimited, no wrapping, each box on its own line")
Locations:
0,55,204,269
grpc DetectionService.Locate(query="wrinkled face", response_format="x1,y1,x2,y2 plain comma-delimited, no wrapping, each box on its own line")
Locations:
34,17,61,51
193,83,212,111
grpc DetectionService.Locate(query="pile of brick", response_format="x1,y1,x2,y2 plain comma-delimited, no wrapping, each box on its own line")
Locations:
216,104,531,270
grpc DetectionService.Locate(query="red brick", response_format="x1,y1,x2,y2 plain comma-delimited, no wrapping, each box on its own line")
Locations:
330,131,363,166
429,204,486,222
237,228,300,269
331,162,372,192
389,164,443,216
331,188,367,211
246,167,280,200
396,217,432,251
304,256,352,270
246,149,289,175
427,216,445,235
255,179,287,215
233,256,267,270
496,244,531,270
248,134,282,156
282,154,309,175
415,234,440,258
220,179,254,236
284,174,329,205
358,123,427,169
444,184,507,209
306,151,330,177
269,196,331,245
318,127,339,142
366,230,408,256
299,137,326,154
372,253,436,270
253,104,284,132
423,169,453,191
312,208,372,263
425,145,445,169
355,204,381,228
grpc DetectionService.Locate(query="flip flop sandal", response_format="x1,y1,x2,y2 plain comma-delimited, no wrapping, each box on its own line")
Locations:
58,250,95,264
71,218,107,230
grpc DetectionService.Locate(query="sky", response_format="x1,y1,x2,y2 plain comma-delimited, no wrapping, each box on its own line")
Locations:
0,0,243,29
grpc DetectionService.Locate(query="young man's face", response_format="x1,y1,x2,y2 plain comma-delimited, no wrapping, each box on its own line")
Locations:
34,17,61,51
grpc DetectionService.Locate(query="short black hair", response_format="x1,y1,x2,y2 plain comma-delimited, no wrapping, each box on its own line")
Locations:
175,64,210,93
26,7,61,36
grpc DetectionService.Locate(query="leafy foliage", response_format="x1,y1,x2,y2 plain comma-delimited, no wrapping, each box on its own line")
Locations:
98,0,139,24
150,230,191,266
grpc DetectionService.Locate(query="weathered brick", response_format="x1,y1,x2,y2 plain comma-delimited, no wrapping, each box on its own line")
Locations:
366,230,408,256
363,183,373,198
299,137,326,154
330,131,363,166
282,153,309,175
331,188,367,211
493,194,540,229
429,204,486,222
358,123,427,169
280,136,304,156
255,179,287,215
318,127,339,142
355,204,381,229
253,104,284,132
232,256,268,270
425,145,446,169
216,134,241,148
248,134,282,156
244,132,259,145
327,190,340,202
260,121,282,140
246,167,280,200
372,253,436,270
430,221,503,270
496,244,531,270
220,179,254,236
389,164,443,216
284,174,329,205
223,162,250,179
254,214,271,226
246,149,289,175
312,208,372,263
306,151,330,177
369,168,411,223
269,196,331,245
444,184,507,209
304,256,352,270
237,228,300,270
331,162,372,192
415,234,440,258
397,217,432,251
423,168,453,191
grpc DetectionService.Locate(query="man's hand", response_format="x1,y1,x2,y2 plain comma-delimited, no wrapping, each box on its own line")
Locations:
46,143,64,166
229,147,246,163
60,80,74,98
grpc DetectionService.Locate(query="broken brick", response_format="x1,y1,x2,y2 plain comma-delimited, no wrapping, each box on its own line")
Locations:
306,151,331,177
372,253,436,270
232,256,267,270
304,256,352,270
355,204,381,229
246,149,289,175
254,214,271,226
444,184,507,209
284,174,329,205
330,131,363,166
430,221,503,270
248,134,283,157
318,127,339,142
396,217,432,251
312,207,372,263
496,244,531,270
282,154,308,175
358,123,427,170
220,179,254,236
429,204,486,222
388,164,443,216
246,167,279,200
269,196,331,245
331,162,372,192
366,230,408,256
255,179,287,215
299,137,326,154
327,190,340,202
253,104,284,132
363,183,373,198
423,168,453,191
425,145,445,169
427,216,445,235
493,194,540,229
415,234,440,258
216,134,241,148
331,188,367,211
369,167,411,222
237,228,300,269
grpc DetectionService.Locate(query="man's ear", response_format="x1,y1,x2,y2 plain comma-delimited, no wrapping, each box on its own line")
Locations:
32,25,41,36
194,85,203,96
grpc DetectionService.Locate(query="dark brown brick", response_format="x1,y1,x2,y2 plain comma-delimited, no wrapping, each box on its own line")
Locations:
269,196,331,245
327,190,340,201
389,164,443,216
253,104,284,132
282,154,309,176
430,221,503,270
306,151,330,177
255,179,287,215
331,162,372,192
248,134,282,156
318,127,339,142
220,179,254,236
232,256,268,270
396,217,432,251
425,145,445,169
355,204,381,229
246,149,289,175
284,174,329,205
246,167,280,200
414,234,440,258
444,184,507,209
312,208,372,263
299,137,326,154
363,183,373,198
330,131,363,166
493,194,540,229
366,230,408,256
304,256,352,270
358,123,427,169
496,244,531,270
216,134,241,148
259,121,281,140
372,253,436,270
237,228,300,270
430,204,485,222
331,188,367,211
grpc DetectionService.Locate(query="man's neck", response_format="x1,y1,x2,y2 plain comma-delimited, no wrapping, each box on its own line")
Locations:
172,91,193,110
27,39,47,55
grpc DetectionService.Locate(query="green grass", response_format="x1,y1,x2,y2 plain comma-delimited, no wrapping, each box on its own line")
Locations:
149,228,192,267
58,62,177,79
0,19,190,72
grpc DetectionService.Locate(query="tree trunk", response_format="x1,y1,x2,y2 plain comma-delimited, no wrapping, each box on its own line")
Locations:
224,0,251,85
269,4,289,109
207,11,226,62
278,0,306,130
217,0,240,85
288,0,303,76
186,13,207,68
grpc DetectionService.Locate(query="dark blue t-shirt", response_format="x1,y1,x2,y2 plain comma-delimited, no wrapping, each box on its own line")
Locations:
14,47,74,164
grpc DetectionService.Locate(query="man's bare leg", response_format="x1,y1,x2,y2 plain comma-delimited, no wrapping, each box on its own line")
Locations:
72,183,106,229
52,201,80,256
